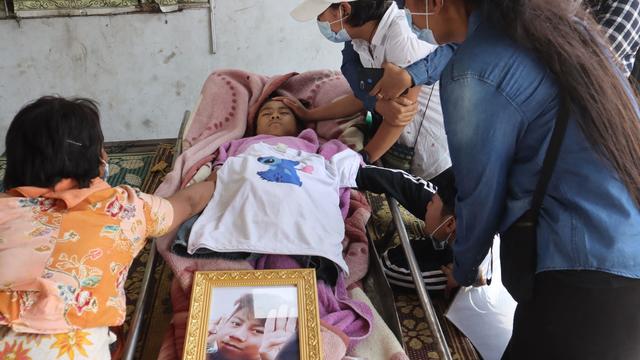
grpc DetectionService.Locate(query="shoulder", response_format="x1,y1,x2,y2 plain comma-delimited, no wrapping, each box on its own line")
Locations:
443,22,556,111
447,23,540,80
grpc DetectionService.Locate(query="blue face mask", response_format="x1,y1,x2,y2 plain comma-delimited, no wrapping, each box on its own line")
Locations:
101,159,110,181
413,25,438,45
317,7,351,43
405,7,438,45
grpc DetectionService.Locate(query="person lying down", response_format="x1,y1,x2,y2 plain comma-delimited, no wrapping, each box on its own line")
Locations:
175,96,453,283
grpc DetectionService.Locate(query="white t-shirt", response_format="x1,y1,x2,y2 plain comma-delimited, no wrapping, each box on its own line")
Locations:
188,142,361,273
351,2,451,180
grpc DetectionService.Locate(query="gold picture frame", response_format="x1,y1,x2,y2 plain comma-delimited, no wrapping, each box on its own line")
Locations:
183,269,322,360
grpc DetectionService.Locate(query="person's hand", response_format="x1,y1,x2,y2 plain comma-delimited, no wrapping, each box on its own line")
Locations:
259,305,297,360
440,263,460,299
375,97,418,127
207,315,227,351
370,62,414,100
272,96,316,121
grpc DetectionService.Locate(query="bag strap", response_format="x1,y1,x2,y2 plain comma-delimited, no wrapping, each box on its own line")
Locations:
530,93,571,221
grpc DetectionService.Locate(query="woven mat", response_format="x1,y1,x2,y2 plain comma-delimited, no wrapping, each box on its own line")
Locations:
366,193,481,360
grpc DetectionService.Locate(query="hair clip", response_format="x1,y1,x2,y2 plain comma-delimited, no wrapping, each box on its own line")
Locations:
65,139,83,146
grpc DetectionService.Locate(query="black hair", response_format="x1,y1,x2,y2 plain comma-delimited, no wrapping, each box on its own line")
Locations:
330,0,389,27
253,93,308,135
229,293,265,324
431,169,456,217
4,96,104,190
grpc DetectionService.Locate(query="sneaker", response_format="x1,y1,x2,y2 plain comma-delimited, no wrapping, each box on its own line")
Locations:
381,238,453,291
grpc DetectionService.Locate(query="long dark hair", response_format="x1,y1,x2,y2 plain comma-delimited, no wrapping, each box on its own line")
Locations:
476,0,640,207
4,96,104,190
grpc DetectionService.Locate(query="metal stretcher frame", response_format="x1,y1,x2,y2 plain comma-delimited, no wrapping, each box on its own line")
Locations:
385,195,453,360
121,111,411,358
122,111,193,360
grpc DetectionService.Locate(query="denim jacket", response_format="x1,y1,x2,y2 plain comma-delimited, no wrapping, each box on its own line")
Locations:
407,12,640,286
341,41,457,113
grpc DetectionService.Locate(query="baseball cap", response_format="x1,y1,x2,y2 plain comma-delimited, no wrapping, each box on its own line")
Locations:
290,0,349,22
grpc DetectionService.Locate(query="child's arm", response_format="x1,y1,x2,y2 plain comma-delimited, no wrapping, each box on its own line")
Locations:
277,95,364,122
355,165,435,220
364,86,422,162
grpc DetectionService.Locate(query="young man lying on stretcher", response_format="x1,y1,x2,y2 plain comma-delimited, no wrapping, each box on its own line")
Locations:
177,96,467,291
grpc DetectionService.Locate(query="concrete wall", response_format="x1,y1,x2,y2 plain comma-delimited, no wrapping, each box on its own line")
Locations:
0,0,342,153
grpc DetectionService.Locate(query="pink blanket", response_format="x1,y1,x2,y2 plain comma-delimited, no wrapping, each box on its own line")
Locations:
154,69,373,359
155,69,369,290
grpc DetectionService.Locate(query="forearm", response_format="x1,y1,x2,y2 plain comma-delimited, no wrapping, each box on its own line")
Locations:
406,43,458,86
356,165,435,219
364,122,406,162
307,95,364,122
166,176,216,233
441,78,523,286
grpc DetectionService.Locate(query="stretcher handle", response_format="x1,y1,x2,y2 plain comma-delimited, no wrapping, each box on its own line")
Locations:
386,195,453,360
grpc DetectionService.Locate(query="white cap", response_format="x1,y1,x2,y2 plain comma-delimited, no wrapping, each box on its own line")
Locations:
290,0,349,22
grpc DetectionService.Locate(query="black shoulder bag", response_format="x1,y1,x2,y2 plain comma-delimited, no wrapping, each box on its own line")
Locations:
500,95,570,303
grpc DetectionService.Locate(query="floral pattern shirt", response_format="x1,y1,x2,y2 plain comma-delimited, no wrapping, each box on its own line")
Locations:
0,178,173,333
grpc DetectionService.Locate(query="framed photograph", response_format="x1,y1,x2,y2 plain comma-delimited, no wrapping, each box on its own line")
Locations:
183,269,322,360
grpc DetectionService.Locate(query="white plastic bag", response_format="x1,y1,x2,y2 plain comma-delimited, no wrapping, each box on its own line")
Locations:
445,236,517,360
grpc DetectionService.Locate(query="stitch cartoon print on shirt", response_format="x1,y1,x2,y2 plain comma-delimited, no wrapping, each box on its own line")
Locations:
256,156,305,186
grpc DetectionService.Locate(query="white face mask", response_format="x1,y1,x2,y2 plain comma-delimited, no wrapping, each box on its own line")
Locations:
405,0,440,45
429,215,453,250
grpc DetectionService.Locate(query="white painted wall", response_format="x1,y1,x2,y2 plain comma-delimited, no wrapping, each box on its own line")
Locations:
0,0,343,153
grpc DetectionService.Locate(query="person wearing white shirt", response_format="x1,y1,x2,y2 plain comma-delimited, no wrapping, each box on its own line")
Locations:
284,0,452,182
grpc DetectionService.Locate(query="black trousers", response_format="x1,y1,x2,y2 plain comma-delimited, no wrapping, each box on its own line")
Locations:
502,270,640,360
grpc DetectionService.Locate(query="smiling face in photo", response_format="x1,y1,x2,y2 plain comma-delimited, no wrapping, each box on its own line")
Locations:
215,307,266,360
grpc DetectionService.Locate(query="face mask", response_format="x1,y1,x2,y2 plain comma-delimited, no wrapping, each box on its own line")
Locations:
317,7,351,43
100,159,110,181
429,215,453,250
405,1,439,45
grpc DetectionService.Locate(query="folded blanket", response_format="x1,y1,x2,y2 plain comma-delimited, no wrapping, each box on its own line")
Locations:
348,287,409,360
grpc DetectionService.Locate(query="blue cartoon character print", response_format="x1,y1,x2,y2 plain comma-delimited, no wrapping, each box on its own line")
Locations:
257,156,303,186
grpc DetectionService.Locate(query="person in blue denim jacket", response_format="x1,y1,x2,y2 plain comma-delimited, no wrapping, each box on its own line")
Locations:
369,0,640,358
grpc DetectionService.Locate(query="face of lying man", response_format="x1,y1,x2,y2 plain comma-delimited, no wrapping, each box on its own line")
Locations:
256,100,299,137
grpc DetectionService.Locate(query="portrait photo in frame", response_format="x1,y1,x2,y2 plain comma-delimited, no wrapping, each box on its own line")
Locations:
183,269,322,360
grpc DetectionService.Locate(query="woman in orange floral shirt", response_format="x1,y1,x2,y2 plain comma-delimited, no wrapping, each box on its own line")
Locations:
0,96,216,359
